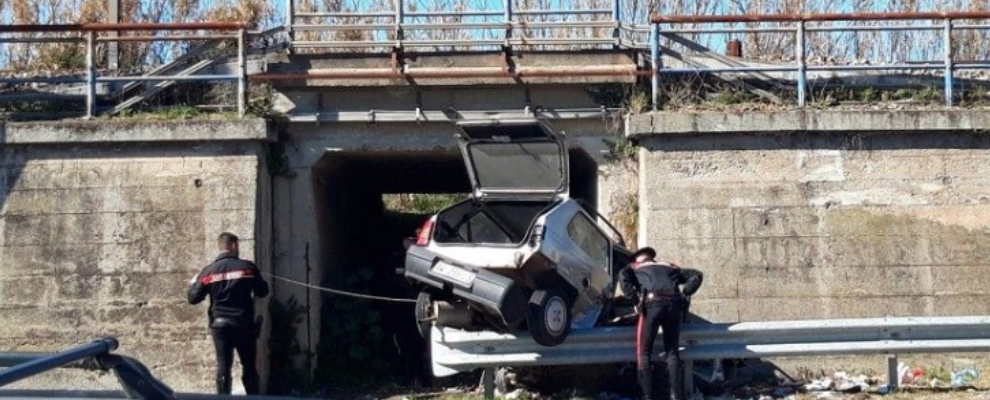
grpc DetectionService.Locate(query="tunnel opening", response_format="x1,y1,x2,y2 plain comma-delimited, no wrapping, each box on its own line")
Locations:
308,147,598,391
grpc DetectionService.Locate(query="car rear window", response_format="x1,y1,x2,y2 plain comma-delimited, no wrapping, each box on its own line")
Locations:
467,142,564,192
434,200,550,245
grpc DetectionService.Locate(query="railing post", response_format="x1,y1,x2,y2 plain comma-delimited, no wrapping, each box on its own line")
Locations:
107,0,120,71
285,0,295,50
504,0,513,49
395,0,404,48
85,31,96,119
481,367,496,399
944,18,954,107
237,28,247,117
650,23,661,111
886,355,899,392
683,359,695,398
612,0,621,48
796,20,807,107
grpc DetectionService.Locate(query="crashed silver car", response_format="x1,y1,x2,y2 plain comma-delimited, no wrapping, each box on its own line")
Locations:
404,119,631,346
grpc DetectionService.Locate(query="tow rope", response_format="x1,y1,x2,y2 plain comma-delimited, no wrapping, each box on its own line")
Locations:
260,271,417,304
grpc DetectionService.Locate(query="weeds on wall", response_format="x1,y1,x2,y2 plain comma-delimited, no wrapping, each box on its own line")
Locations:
611,192,638,247
268,297,315,396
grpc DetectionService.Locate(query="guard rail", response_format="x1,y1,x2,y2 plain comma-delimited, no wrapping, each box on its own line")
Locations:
430,315,990,398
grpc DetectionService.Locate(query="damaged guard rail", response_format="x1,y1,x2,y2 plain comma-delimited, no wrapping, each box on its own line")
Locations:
430,315,990,398
0,337,174,399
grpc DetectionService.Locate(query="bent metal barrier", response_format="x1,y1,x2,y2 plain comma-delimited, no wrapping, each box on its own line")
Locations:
430,316,990,398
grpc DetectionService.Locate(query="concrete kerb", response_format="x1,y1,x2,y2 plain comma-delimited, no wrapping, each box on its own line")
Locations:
0,119,274,145
625,110,990,138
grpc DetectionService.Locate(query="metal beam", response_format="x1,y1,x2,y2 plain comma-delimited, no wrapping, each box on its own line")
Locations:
0,338,118,387
653,11,990,24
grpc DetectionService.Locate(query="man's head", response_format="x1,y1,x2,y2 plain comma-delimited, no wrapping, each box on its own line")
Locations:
217,232,239,255
632,247,657,264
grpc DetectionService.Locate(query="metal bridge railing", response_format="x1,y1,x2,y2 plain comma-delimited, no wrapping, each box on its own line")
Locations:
0,22,249,118
649,11,990,108
284,0,644,51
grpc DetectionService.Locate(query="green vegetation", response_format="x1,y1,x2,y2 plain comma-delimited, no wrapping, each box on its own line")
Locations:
383,194,469,214
106,105,238,120
602,136,637,163
709,88,757,106
267,297,316,395
626,90,651,114
315,268,390,389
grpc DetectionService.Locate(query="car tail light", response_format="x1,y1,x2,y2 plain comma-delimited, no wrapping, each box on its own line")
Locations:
415,217,435,246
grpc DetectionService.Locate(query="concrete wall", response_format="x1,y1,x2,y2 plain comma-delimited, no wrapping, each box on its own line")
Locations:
629,111,990,323
0,120,271,392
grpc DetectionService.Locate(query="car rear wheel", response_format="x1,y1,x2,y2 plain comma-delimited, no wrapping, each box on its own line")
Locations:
527,286,571,346
415,290,435,339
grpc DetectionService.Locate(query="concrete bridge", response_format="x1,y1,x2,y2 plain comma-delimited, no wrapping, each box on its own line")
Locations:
3,7,990,394
4,107,990,392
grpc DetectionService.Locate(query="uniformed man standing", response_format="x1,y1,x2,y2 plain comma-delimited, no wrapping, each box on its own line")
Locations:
188,232,270,395
620,247,703,400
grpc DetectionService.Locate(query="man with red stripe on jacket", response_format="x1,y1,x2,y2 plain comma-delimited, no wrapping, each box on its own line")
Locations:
619,247,703,400
188,232,270,395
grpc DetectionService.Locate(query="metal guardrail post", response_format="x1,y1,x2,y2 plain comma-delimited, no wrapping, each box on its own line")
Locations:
504,0,513,49
0,338,118,387
237,28,247,117
85,31,97,118
395,0,404,48
285,0,295,51
944,18,954,107
612,0,621,48
107,0,120,70
650,23,661,110
683,360,695,397
482,367,495,400
796,20,807,107
886,355,899,392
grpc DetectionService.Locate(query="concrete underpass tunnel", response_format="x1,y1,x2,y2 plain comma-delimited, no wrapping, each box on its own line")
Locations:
310,147,598,389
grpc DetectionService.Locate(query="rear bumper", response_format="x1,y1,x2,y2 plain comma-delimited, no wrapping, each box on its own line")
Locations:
405,246,528,327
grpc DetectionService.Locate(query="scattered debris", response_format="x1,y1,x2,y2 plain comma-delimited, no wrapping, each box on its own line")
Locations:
803,371,875,394
951,368,980,388
897,362,925,385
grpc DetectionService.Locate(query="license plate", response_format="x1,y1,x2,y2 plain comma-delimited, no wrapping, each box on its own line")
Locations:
432,261,476,286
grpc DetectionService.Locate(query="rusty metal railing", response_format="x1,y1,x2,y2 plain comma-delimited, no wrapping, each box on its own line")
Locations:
284,0,631,51
0,22,249,118
647,11,990,108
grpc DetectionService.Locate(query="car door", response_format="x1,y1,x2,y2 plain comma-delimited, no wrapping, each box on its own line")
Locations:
454,119,569,202
539,201,612,315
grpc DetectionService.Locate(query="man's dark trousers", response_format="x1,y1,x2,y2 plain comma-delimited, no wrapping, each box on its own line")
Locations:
211,326,260,395
636,300,683,400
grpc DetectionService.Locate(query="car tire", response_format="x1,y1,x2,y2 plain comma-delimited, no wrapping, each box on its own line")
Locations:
415,290,435,339
527,286,571,347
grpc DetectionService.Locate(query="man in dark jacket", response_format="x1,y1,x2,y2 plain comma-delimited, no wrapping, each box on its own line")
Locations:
188,232,270,395
620,247,703,400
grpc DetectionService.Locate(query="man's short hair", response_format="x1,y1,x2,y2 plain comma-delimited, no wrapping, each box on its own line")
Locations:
632,247,657,260
218,232,239,246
